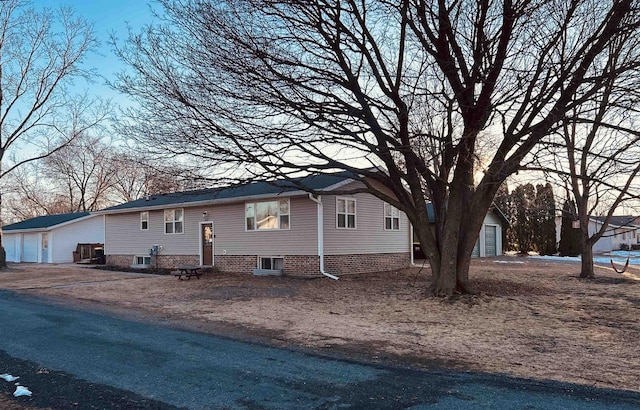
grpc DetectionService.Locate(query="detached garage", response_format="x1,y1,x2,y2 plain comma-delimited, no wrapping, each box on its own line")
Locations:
2,212,104,264
414,203,509,260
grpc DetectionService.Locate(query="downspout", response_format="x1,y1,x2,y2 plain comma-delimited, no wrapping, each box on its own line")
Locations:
103,214,107,263
410,223,415,265
308,193,339,280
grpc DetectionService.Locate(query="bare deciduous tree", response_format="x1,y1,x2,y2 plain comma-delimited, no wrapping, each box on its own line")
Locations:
1,163,63,221
1,143,198,222
110,152,200,202
0,0,107,267
42,134,116,212
549,76,640,277
115,0,640,295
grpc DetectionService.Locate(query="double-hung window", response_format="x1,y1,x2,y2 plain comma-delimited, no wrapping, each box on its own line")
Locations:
140,211,149,230
384,203,400,230
246,199,290,230
336,197,356,229
164,209,184,234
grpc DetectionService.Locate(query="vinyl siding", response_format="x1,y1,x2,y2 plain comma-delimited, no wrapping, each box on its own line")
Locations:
105,196,318,257
484,212,502,226
323,190,411,255
210,196,318,256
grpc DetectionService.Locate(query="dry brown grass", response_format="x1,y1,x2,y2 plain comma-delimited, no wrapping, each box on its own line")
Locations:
0,395,36,410
1,257,639,392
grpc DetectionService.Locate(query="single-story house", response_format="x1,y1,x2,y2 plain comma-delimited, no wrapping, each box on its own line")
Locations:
413,203,508,259
2,212,105,263
555,215,640,252
95,173,413,277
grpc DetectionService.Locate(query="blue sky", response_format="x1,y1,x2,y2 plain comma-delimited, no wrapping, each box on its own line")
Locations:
33,1,160,103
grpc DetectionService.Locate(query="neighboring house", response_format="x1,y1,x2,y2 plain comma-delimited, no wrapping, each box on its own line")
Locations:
555,215,640,252
2,212,105,263
95,173,413,277
415,203,508,259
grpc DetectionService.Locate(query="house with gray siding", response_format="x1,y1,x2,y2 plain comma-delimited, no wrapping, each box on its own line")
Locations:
554,215,639,252
96,173,413,277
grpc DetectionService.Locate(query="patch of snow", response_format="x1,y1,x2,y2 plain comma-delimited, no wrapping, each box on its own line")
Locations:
0,374,19,382
494,260,525,264
529,255,581,262
609,250,640,257
13,385,32,397
526,253,640,266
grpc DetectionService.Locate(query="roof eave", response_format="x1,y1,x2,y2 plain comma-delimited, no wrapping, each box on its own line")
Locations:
94,189,315,215
2,214,96,233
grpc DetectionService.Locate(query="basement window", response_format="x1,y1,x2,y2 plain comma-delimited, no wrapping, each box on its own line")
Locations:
259,257,284,270
132,255,151,268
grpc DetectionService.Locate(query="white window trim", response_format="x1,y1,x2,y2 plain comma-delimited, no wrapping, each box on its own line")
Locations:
383,203,400,231
140,211,149,231
132,255,151,267
257,256,284,270
164,208,184,235
336,197,357,229
245,199,291,231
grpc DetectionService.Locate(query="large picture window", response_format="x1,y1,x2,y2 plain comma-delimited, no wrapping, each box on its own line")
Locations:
336,197,356,229
384,203,400,230
246,199,290,230
164,209,184,234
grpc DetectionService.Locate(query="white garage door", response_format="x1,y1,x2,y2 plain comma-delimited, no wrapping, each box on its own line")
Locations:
22,233,38,262
4,235,17,262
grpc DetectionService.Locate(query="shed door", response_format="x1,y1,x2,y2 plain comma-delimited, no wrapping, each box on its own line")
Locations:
22,233,38,262
485,225,497,257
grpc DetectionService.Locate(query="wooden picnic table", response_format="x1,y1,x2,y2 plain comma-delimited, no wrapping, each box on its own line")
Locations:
173,265,202,280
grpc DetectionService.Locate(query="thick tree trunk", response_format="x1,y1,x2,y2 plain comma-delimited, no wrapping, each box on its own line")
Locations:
427,196,477,296
430,238,458,296
579,240,595,279
455,249,473,293
425,177,498,296
428,243,474,296
0,245,5,269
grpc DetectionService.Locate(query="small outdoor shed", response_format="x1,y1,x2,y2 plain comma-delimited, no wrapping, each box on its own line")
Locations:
3,212,104,264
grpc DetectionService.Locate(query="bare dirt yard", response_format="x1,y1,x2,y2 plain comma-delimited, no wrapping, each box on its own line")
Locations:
1,257,639,397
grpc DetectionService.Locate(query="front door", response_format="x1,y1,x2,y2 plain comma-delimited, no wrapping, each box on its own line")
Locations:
201,223,213,265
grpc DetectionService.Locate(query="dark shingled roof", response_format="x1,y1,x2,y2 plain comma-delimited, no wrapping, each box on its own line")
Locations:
101,172,354,212
592,215,640,228
425,203,509,226
2,212,91,231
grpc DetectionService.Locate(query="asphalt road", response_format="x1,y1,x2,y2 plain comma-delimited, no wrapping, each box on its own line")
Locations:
1,289,639,409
